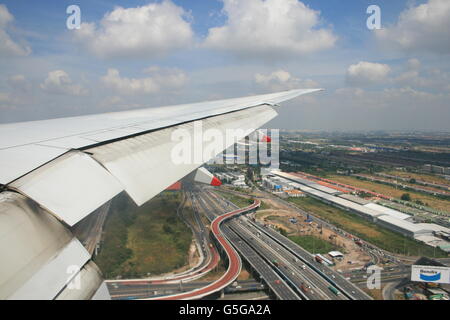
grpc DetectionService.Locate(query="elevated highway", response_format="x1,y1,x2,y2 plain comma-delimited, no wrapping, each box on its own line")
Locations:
145,200,260,300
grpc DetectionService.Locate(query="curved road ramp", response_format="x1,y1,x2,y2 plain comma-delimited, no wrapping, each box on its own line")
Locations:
145,200,260,300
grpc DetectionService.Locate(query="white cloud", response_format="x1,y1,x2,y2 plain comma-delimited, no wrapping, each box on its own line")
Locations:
0,5,31,57
394,70,431,88
376,0,450,54
255,70,319,91
40,70,88,96
204,0,337,58
74,1,194,59
101,67,188,95
346,61,391,86
0,91,23,110
99,96,123,109
334,86,446,109
393,59,450,90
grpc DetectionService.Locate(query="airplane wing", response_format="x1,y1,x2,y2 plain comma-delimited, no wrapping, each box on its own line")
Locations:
0,88,322,300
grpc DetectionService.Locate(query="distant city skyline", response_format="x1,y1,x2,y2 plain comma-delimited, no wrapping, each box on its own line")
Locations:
0,0,449,131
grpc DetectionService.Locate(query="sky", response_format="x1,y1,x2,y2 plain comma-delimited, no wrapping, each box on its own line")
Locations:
0,0,449,131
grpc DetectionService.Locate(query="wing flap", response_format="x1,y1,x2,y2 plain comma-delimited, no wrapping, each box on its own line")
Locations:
55,261,106,300
0,145,66,184
88,104,277,206
10,152,124,226
9,238,91,300
0,193,77,299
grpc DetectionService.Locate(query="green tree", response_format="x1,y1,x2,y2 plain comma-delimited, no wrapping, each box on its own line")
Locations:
401,193,411,201
278,227,288,237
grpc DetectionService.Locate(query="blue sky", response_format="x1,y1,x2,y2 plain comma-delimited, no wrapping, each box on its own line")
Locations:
0,0,449,131
3,0,416,56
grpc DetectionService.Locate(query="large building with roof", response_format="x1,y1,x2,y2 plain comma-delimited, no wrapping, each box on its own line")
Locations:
269,171,450,247
363,202,412,221
376,215,432,238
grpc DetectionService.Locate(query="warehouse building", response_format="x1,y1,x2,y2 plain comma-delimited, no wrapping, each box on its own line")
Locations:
363,202,412,221
271,171,450,245
338,193,371,205
376,215,431,238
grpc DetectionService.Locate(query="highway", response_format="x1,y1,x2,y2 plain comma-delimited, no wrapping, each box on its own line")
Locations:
204,191,345,300
348,265,411,286
203,187,372,300
201,189,354,300
229,220,339,300
145,199,261,300
110,184,373,300
73,201,111,255
193,188,301,300
226,186,413,266
220,224,301,300
247,216,372,300
108,280,265,300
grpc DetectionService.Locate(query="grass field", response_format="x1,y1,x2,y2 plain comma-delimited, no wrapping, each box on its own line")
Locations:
386,170,450,186
328,175,450,212
95,192,193,279
265,215,290,226
214,190,253,208
288,235,339,254
287,197,447,258
259,200,272,210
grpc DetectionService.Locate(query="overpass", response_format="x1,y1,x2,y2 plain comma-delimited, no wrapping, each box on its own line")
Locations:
145,200,260,300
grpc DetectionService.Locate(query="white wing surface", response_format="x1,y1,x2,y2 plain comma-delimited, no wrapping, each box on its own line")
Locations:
0,88,322,300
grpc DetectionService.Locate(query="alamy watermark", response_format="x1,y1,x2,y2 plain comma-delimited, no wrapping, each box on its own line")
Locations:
366,265,383,290
66,265,82,290
367,5,382,30
170,121,279,169
66,5,81,30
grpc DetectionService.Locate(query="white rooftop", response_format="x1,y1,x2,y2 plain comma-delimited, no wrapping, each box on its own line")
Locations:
364,203,411,220
328,251,344,257
377,215,430,233
415,223,450,234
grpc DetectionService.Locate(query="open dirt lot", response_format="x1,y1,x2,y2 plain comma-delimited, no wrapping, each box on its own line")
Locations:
253,195,371,272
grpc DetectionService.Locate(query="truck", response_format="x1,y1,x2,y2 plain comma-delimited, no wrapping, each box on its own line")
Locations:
328,286,340,296
300,283,309,293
